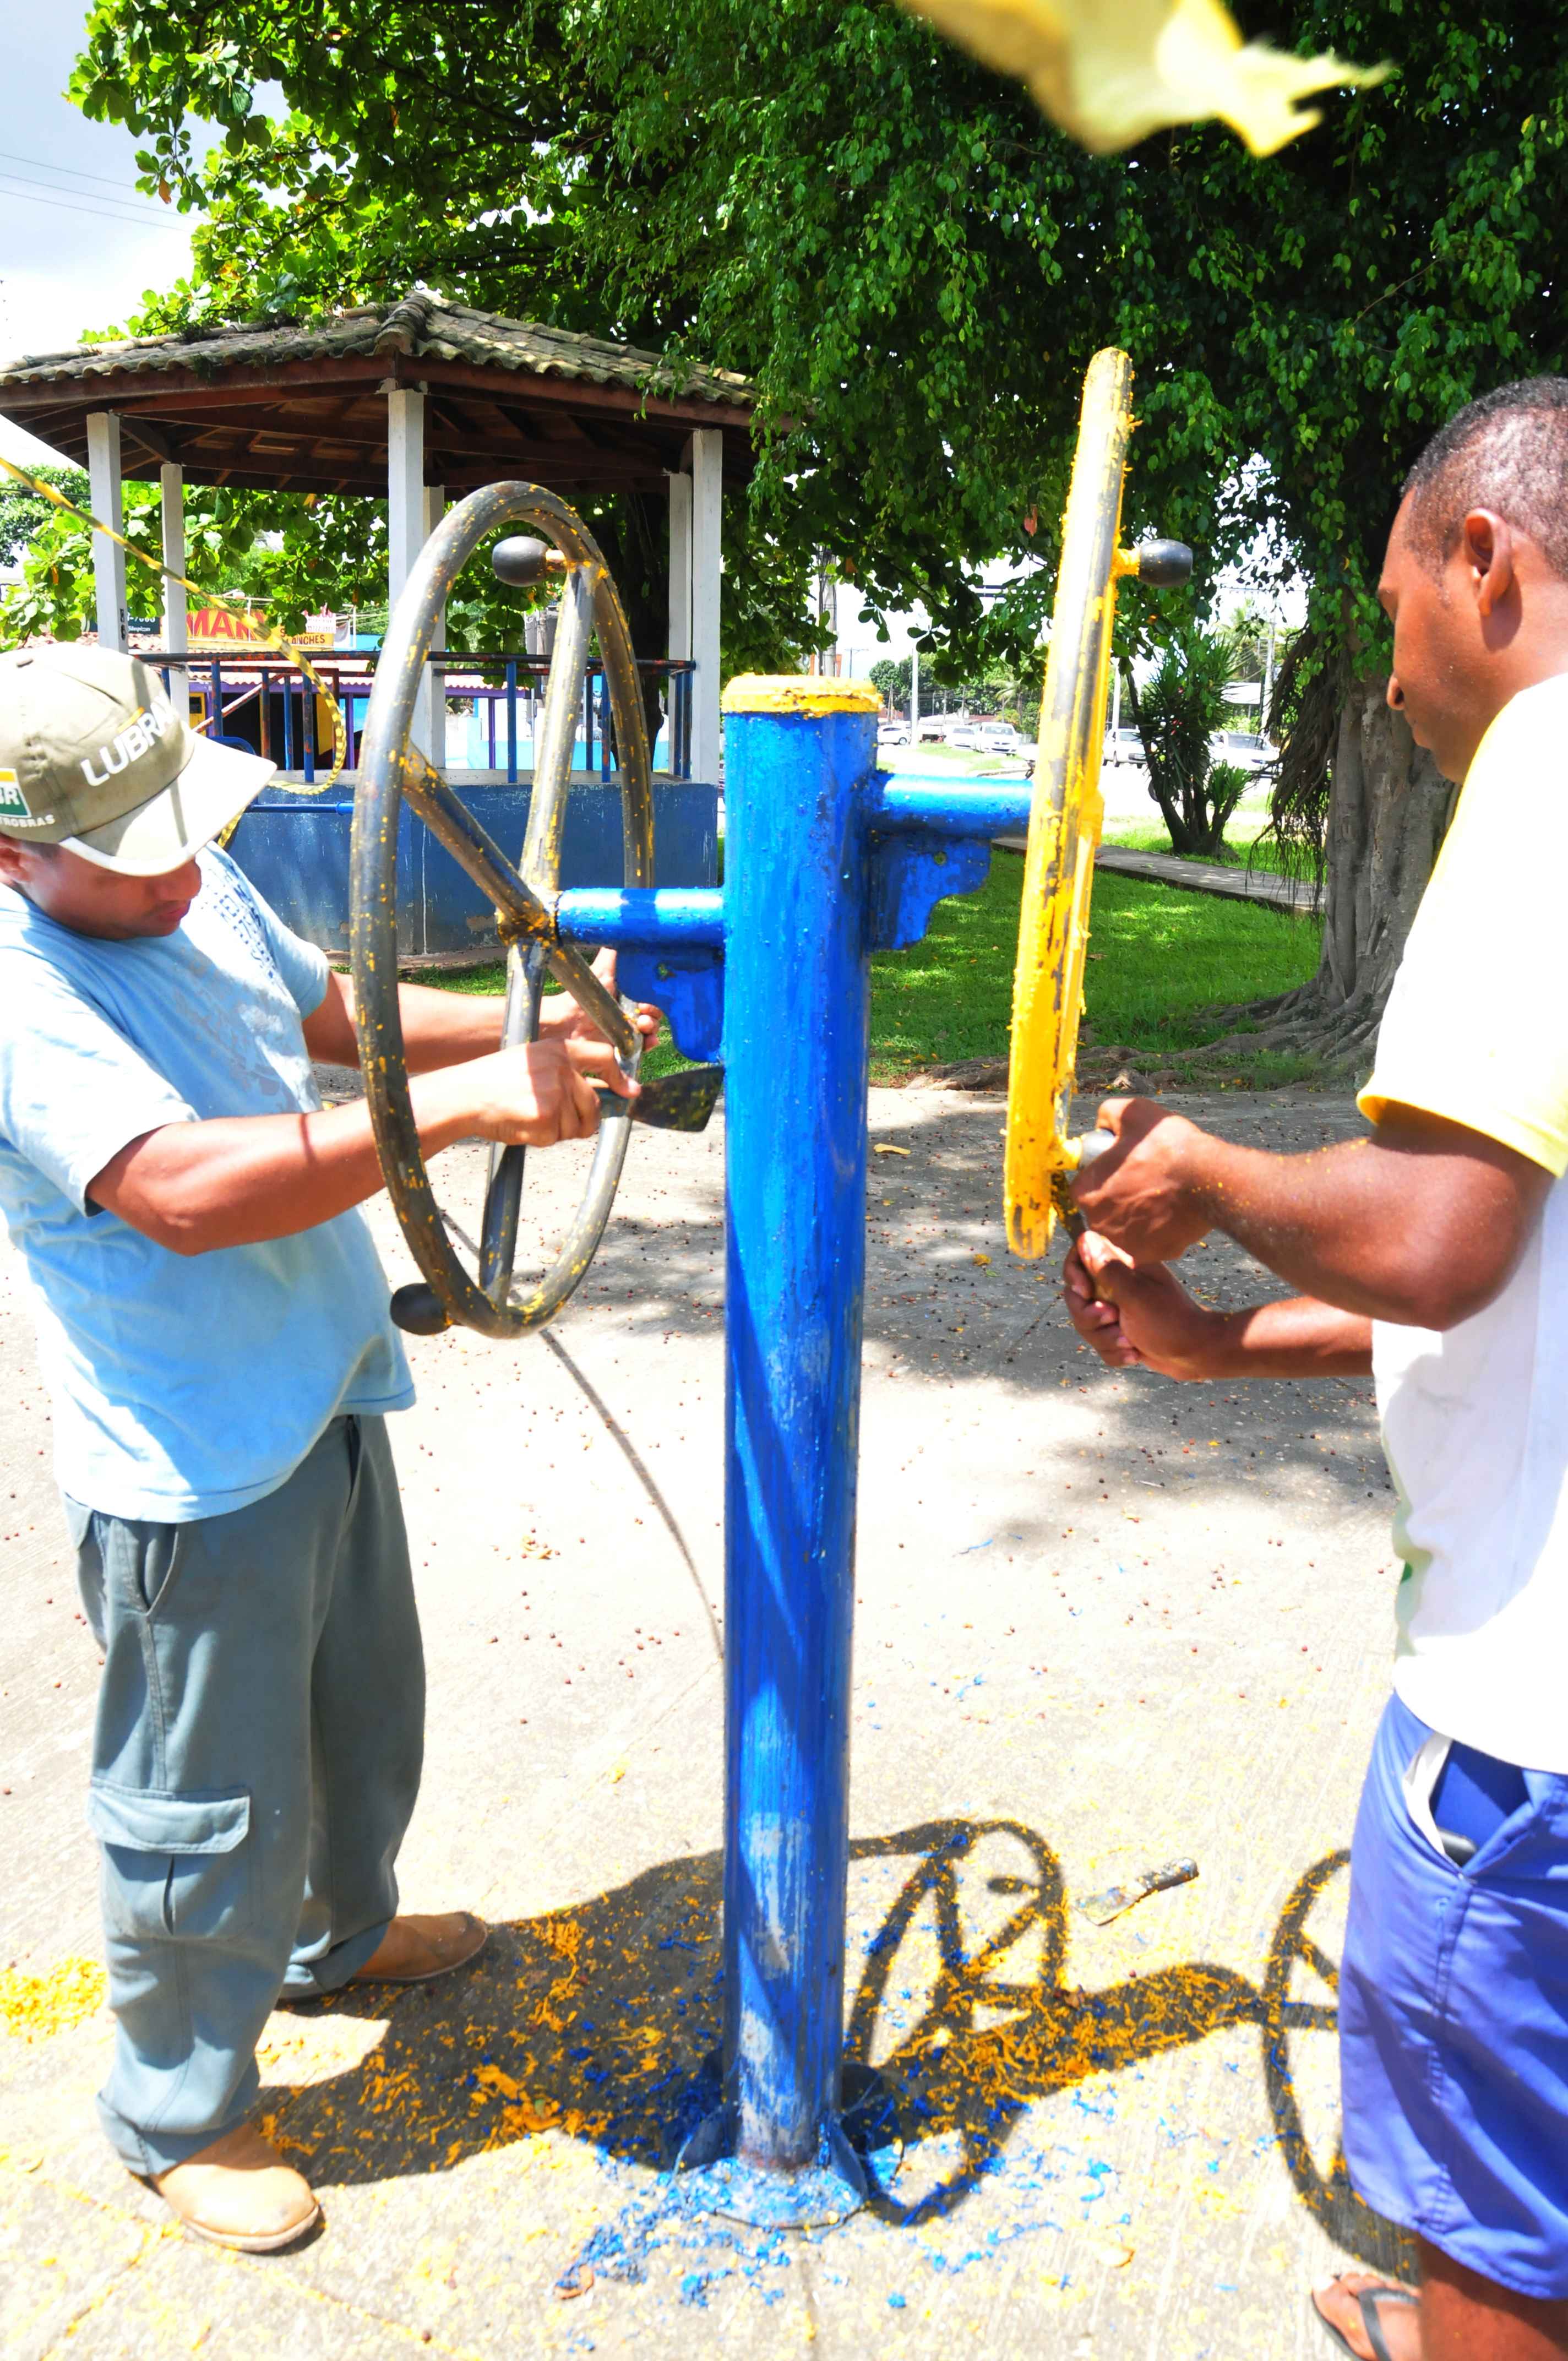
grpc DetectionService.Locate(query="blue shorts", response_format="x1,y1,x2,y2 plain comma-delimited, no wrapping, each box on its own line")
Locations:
1340,1691,1568,2300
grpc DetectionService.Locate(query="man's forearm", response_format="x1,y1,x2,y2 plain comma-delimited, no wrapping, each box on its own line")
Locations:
1186,1134,1394,1310
1203,1294,1373,1379
1177,1126,1544,1328
90,1069,486,1253
304,970,508,1073
324,975,587,1074
397,979,505,1070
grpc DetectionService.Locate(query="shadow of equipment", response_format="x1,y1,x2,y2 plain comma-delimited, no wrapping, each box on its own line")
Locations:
265,1821,1404,2272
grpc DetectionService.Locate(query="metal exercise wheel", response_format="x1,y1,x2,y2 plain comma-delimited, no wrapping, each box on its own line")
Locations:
351,483,654,1339
1004,347,1191,1257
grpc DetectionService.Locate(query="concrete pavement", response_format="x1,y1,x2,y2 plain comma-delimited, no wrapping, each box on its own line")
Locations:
1,1085,1411,2358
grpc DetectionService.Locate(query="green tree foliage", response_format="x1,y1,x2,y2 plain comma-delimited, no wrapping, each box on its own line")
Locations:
868,656,911,709
0,474,606,657
0,467,89,567
62,2,1568,731
1123,632,1251,858
868,651,1033,726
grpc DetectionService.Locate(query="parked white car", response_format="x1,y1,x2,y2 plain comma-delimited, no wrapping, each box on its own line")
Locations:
974,724,1027,758
1103,726,1147,765
1209,728,1278,775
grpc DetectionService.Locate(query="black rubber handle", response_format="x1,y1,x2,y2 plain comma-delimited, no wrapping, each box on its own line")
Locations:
390,1283,452,1336
1133,540,1193,588
491,536,554,586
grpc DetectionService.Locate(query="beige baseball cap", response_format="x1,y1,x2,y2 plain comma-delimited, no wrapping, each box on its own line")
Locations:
0,644,275,875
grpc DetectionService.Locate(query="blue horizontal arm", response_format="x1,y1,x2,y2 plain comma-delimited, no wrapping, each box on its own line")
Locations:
867,777,1033,838
554,886,726,948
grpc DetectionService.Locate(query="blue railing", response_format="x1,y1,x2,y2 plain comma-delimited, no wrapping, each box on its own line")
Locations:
144,650,696,785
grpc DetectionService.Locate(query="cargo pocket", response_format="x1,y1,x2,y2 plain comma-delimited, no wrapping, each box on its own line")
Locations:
88,1778,254,1944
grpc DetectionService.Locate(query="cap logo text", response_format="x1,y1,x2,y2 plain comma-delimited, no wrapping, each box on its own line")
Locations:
79,701,174,791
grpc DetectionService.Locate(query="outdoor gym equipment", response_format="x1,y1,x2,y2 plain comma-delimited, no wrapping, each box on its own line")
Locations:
350,349,1188,2222
351,482,722,1339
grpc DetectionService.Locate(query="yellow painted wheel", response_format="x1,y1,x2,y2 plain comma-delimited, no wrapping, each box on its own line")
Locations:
1004,350,1135,1258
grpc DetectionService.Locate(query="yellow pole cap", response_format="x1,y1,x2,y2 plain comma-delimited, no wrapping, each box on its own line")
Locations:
721,675,883,716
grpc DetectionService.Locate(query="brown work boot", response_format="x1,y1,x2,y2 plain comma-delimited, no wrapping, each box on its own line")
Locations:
350,1910,488,1984
150,2121,319,2253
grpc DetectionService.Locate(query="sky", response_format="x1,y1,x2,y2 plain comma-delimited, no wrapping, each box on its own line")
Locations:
0,3,209,470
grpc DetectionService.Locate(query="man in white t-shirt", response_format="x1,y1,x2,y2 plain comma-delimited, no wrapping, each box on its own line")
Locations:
1064,380,1568,2361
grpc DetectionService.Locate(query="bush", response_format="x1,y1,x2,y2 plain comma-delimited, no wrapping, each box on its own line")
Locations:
1125,630,1248,858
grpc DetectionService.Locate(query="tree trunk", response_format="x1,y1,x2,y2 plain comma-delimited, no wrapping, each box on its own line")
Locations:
1213,677,1460,1075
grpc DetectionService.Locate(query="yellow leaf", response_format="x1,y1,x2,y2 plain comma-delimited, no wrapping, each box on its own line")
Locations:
897,0,1387,157
874,1143,912,1156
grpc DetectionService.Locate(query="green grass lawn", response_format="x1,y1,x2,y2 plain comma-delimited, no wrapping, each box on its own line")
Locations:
421,847,1322,1086
868,852,1320,1082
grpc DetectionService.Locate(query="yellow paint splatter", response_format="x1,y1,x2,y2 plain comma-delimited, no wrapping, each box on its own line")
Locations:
0,1959,107,2042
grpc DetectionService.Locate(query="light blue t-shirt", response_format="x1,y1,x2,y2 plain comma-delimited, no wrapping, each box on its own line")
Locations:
0,846,412,1520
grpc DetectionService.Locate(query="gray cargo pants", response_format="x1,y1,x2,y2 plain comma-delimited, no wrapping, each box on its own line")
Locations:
69,1413,423,2174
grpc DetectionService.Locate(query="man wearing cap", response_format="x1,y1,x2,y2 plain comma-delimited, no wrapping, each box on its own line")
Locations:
0,644,646,2251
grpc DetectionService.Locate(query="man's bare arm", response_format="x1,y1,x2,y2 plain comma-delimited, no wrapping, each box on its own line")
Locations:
1063,1235,1372,1379
88,1038,629,1255
1072,1098,1551,1331
301,963,659,1075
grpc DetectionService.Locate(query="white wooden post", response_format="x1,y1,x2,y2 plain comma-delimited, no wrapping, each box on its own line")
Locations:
159,463,188,712
667,468,693,777
690,427,722,783
668,470,693,660
85,412,127,654
386,387,429,755
424,483,445,762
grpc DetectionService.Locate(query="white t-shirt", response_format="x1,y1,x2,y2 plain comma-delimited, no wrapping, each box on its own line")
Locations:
1358,674,1568,1771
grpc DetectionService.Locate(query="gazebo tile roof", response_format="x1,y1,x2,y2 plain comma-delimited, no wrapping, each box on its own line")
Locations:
0,292,754,411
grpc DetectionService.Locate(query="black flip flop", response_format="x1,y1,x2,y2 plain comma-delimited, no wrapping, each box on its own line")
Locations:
1312,2277,1419,2361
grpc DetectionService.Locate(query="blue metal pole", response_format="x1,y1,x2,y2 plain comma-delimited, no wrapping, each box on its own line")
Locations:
686,676,881,2221
505,659,518,786
556,886,724,946
868,778,1032,837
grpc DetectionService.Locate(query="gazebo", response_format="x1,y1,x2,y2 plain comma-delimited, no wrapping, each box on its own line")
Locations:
0,290,755,787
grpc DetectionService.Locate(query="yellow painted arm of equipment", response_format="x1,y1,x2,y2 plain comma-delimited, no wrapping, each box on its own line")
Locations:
1005,350,1133,1259
1004,350,1189,1258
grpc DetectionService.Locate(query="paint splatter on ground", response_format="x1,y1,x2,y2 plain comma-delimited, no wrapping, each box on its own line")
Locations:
0,1956,106,2041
